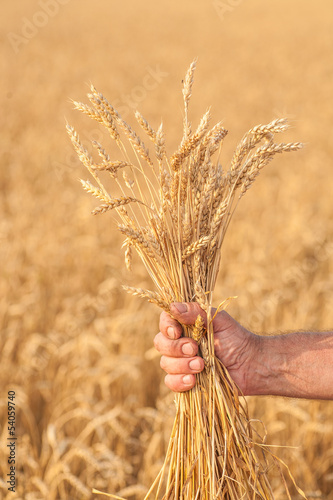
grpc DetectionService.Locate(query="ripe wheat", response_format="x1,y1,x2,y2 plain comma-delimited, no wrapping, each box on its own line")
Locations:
68,62,305,499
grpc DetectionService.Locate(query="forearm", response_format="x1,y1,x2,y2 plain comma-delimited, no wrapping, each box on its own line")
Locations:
249,331,333,399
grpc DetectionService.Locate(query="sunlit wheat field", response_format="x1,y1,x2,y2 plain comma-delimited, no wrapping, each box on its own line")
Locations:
1,1,333,498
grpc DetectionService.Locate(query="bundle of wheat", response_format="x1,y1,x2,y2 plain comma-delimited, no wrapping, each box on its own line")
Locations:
68,61,306,499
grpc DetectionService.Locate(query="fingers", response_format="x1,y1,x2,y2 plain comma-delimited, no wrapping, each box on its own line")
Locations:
154,329,205,393
160,354,204,374
157,302,220,394
154,331,198,358
164,374,196,392
159,310,183,340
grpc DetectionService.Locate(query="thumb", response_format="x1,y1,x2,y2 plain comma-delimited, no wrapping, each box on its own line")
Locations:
170,302,207,326
170,302,234,333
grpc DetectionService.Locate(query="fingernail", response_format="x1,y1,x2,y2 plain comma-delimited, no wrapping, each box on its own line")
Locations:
167,327,176,339
172,302,188,314
182,343,195,356
189,359,201,371
183,375,193,386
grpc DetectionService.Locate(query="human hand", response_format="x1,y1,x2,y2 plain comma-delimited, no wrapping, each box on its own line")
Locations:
154,302,260,394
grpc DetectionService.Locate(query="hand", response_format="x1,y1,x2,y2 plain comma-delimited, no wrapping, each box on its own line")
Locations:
154,302,260,394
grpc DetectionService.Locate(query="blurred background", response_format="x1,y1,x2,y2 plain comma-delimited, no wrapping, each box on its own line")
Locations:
1,0,333,498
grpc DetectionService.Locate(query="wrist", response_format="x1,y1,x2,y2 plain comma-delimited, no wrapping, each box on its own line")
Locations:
245,335,284,396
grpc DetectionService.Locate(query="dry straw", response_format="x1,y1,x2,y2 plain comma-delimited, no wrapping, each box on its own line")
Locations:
68,62,306,499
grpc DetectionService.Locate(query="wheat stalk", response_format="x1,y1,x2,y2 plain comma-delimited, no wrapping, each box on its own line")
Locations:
68,61,306,500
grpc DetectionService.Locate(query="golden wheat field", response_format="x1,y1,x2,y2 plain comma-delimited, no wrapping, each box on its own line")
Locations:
1,0,333,499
